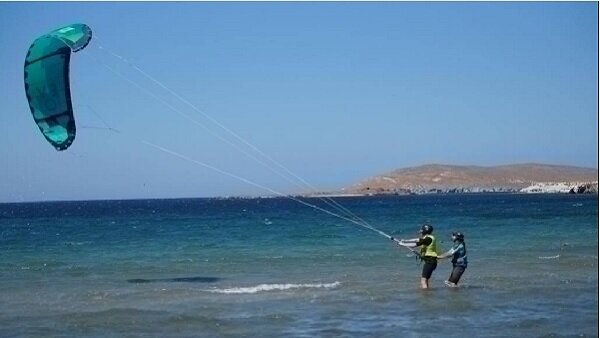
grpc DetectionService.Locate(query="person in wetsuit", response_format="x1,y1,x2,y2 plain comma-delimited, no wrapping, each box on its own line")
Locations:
398,224,439,289
439,231,468,287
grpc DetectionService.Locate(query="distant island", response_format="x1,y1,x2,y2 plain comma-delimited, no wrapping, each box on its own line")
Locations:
320,164,598,196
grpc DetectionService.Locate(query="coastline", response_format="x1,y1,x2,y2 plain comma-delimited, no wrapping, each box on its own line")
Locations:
326,181,600,197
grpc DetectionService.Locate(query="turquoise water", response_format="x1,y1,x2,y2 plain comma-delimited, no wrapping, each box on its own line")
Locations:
0,194,597,337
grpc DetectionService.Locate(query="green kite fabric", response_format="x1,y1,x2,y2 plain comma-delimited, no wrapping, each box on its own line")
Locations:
24,24,92,150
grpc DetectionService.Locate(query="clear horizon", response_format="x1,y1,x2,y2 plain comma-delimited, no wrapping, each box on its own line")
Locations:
1,2,598,203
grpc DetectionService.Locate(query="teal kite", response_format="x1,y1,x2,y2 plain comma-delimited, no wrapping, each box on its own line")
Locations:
24,24,92,150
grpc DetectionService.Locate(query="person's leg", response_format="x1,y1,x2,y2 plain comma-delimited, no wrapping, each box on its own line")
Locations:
444,280,457,287
421,261,437,289
446,266,465,287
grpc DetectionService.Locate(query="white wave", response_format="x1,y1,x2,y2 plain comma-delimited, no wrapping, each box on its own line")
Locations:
204,281,340,294
538,254,560,259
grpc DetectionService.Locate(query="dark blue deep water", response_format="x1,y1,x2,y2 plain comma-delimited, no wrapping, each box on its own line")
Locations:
0,194,597,337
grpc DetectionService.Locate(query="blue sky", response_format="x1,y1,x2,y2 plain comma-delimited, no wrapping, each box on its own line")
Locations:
0,2,598,202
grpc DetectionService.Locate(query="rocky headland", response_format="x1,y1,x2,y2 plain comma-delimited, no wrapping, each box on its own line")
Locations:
339,164,598,195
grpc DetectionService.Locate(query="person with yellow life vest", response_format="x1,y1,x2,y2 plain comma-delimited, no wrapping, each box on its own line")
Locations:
398,224,439,289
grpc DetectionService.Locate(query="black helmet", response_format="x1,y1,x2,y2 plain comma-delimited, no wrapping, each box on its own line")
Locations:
452,232,464,241
420,224,433,235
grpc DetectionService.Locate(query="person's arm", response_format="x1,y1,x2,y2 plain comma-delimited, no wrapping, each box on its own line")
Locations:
415,237,432,247
399,237,431,248
438,246,457,259
398,237,420,247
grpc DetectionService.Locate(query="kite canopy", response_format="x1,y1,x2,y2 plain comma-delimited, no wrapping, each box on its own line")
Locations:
24,23,92,151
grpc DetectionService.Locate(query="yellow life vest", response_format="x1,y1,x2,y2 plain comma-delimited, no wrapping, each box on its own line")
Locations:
420,234,438,258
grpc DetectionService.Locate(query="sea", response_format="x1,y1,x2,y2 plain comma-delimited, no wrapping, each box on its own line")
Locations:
0,194,597,337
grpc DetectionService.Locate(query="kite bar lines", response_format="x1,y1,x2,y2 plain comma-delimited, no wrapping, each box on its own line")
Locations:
25,24,399,243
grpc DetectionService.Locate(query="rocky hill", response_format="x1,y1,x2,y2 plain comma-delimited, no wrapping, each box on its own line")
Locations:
343,164,598,195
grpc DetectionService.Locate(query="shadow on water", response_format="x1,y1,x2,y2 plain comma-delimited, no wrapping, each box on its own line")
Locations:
127,276,222,284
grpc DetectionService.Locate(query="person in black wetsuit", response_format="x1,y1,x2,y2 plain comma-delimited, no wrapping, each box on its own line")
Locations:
439,231,468,287
398,224,439,289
